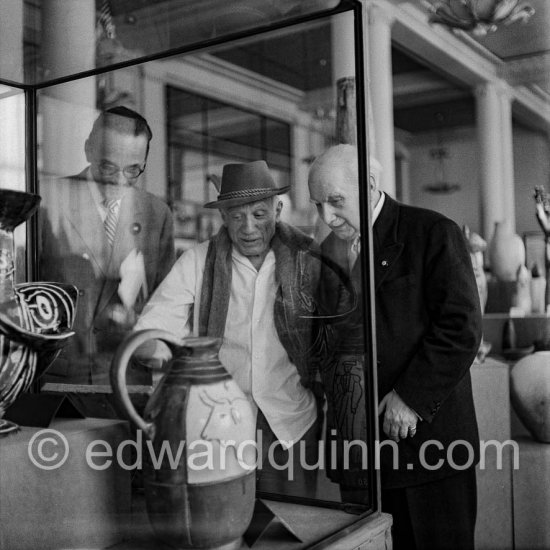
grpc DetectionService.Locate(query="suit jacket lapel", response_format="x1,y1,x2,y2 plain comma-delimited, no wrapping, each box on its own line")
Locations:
65,174,110,276
373,195,404,290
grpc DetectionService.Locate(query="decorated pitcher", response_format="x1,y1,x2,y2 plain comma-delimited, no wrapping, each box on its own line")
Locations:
111,330,256,550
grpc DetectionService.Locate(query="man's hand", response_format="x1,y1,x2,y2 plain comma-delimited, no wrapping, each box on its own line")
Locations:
378,389,419,442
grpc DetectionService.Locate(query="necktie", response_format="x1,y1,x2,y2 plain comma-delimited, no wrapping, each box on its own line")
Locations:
103,199,118,246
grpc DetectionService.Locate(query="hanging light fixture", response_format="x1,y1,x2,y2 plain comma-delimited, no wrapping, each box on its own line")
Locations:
426,0,535,36
423,112,461,195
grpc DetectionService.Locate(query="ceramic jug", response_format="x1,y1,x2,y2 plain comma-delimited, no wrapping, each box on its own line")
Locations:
111,330,256,550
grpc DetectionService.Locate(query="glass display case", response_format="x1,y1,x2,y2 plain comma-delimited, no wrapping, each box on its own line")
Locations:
0,0,381,545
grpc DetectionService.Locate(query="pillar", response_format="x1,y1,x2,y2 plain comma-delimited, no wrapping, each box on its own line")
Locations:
475,83,506,241
142,65,166,197
367,2,396,197
499,86,516,233
41,0,97,177
331,11,356,81
0,0,24,84
0,1,25,191
332,12,359,147
292,120,312,212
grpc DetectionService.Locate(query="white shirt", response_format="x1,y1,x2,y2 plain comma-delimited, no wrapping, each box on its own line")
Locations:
134,241,317,447
372,191,385,225
348,191,386,269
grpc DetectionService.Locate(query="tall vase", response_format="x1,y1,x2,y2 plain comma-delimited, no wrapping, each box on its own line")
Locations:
487,221,526,282
111,331,256,550
510,351,550,443
0,189,77,435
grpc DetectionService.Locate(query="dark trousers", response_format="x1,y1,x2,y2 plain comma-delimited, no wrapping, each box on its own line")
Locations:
256,409,322,498
382,468,477,550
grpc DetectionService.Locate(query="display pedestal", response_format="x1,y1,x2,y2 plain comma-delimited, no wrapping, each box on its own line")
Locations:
513,436,550,550
0,418,131,550
470,358,514,550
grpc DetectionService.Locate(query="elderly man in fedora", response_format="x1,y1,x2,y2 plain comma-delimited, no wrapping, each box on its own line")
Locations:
133,159,325,494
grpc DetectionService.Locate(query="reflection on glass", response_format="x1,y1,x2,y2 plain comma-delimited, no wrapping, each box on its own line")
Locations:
38,106,175,395
12,0,345,86
33,8,372,515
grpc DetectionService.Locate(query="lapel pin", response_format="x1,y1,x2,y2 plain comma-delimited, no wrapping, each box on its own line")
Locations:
381,260,388,266
131,222,141,235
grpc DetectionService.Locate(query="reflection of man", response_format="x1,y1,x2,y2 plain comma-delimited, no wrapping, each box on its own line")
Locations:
39,106,175,388
134,160,322,494
309,145,482,549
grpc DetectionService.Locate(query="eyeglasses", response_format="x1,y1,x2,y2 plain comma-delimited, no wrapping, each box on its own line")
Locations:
96,161,146,179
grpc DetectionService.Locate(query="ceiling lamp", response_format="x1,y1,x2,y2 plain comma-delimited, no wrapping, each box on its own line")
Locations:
427,0,535,36
423,112,462,195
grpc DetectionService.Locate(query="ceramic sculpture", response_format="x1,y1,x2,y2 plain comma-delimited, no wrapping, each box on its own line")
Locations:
0,189,77,435
487,221,525,282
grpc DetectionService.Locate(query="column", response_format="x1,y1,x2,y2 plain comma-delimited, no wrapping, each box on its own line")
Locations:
499,86,516,233
332,12,358,146
142,65,166,198
0,0,24,83
475,83,506,241
367,2,396,197
331,11,356,81
291,121,311,213
41,0,97,177
0,1,25,191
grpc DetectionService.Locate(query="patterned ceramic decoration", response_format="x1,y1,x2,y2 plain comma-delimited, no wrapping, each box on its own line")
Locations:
0,189,77,435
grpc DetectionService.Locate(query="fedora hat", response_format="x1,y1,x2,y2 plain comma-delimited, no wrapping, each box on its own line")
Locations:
204,160,289,209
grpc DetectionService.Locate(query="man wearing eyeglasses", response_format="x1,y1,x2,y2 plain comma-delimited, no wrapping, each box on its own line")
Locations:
39,106,175,398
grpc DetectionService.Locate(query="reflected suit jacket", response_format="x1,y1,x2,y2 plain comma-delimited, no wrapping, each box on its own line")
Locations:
321,195,482,489
39,172,175,384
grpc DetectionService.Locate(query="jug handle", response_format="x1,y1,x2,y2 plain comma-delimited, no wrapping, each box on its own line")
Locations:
110,329,182,439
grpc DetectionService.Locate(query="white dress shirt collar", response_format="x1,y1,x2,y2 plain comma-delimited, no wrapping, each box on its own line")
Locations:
372,191,385,226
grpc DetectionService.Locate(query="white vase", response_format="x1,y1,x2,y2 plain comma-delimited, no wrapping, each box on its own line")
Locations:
488,222,526,282
512,265,532,315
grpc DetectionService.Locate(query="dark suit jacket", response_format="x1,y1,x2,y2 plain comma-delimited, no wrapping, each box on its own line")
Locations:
39,172,175,385
321,195,482,489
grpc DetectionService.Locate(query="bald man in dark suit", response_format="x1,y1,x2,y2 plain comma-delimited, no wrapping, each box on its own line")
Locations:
309,145,482,550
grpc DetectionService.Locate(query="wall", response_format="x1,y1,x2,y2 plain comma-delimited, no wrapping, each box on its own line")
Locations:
405,125,550,244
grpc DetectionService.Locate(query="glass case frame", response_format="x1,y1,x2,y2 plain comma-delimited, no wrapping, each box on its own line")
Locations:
1,0,381,524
